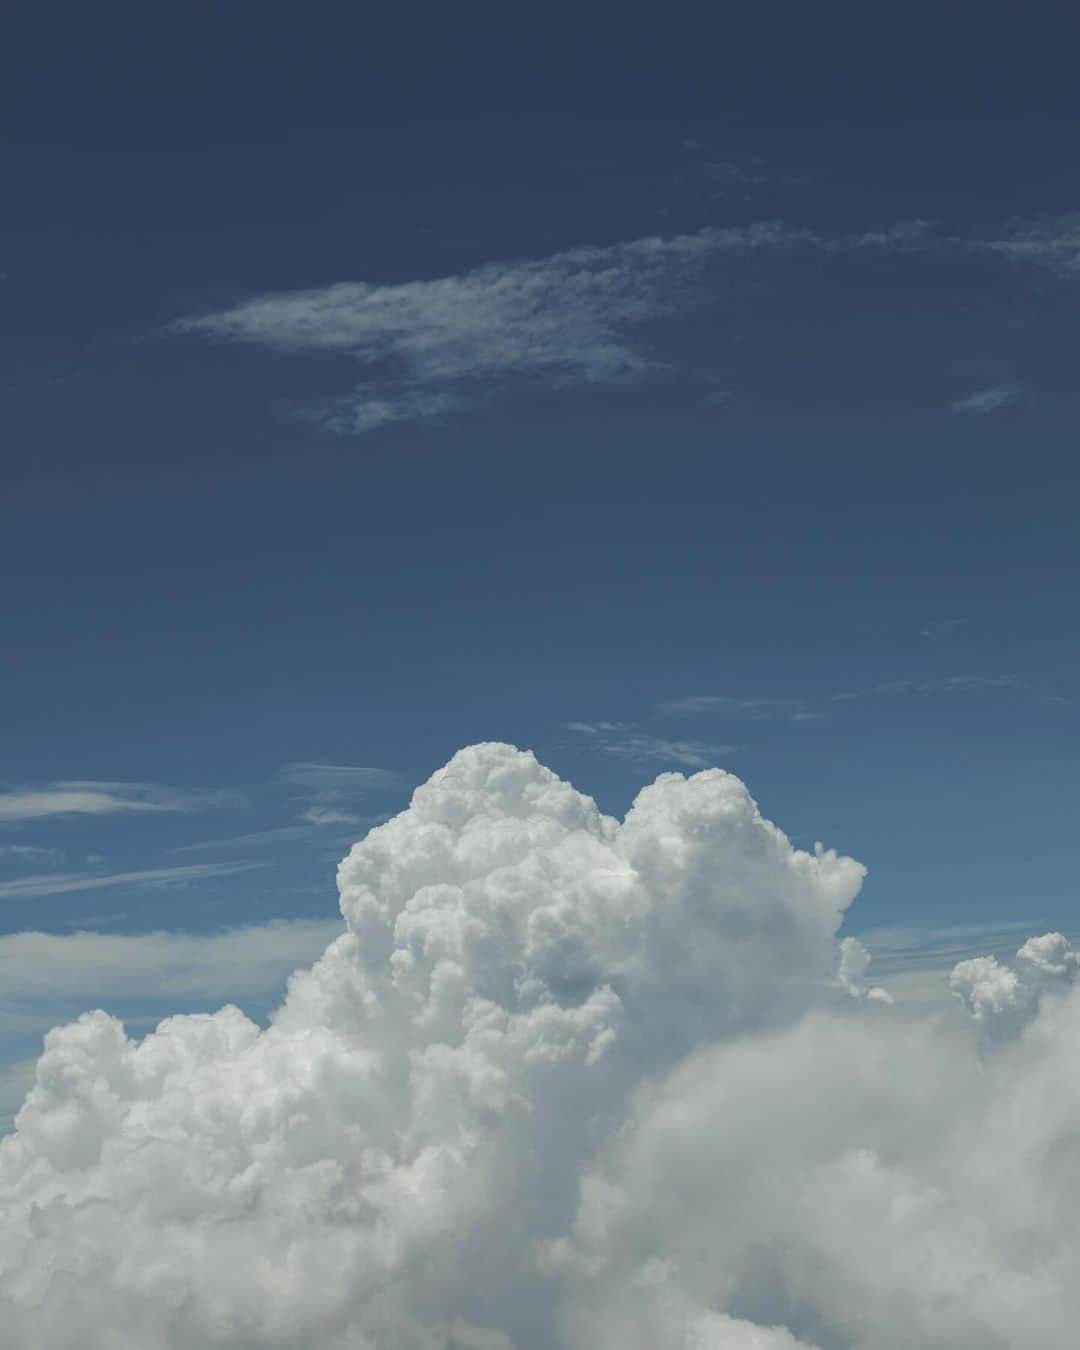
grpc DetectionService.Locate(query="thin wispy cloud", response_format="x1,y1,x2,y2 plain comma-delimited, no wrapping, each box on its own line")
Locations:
0,781,236,823
852,918,1055,977
656,673,1027,728
831,673,1025,702
978,212,1080,278
0,861,267,902
920,617,967,639
951,382,1026,415
0,845,63,866
660,694,823,721
280,762,401,792
169,824,329,855
167,224,823,433
259,761,404,843
558,721,734,768
168,212,1080,435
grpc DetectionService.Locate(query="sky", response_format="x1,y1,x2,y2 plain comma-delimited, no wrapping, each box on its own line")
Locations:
2,8,1080,1343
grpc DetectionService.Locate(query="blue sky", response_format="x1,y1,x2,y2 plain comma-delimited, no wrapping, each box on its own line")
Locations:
2,6,1079,1118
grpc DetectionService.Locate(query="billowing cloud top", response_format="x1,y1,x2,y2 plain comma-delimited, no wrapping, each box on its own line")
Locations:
1,745,1078,1348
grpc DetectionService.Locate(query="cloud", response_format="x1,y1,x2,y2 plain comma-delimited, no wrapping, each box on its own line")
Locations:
165,212,1080,437
950,381,1026,415
660,695,823,722
920,617,967,639
0,919,343,1128
280,760,401,830
0,919,343,1007
169,821,374,854
831,673,1024,701
0,860,268,901
280,762,401,793
978,212,1080,278
169,824,328,854
2,744,1080,1347
851,917,1052,977
559,720,736,767
0,844,63,866
168,224,820,433
0,781,234,823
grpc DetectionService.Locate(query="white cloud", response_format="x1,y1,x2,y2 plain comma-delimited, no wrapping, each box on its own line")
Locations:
0,918,343,1006
169,225,817,432
299,806,371,827
0,860,268,901
280,762,401,793
978,212,1080,277
166,212,1080,437
1,744,1079,1347
950,381,1026,414
834,935,893,1005
0,919,343,1128
170,819,377,854
660,695,823,722
0,1060,36,1132
0,845,63,866
920,617,967,639
559,720,736,767
0,780,233,823
831,672,1024,701
169,824,325,854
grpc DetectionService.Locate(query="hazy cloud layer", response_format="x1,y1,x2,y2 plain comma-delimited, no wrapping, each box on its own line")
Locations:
1,744,1078,1347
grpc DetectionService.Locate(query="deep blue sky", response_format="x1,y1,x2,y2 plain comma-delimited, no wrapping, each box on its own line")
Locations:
2,2,1079,987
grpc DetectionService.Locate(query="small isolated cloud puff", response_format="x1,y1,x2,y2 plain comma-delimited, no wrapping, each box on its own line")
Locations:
1,744,1078,1348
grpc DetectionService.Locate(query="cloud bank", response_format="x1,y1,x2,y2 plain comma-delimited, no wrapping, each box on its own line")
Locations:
1,744,1078,1347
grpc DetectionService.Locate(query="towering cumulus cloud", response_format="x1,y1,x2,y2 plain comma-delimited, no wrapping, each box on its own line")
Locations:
1,745,1078,1347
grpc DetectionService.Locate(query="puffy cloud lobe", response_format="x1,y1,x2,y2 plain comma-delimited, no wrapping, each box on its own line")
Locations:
835,935,893,1004
950,931,1079,1033
0,743,1076,1348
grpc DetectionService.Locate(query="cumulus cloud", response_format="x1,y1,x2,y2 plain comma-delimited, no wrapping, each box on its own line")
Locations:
0,744,1078,1347
0,919,344,1127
